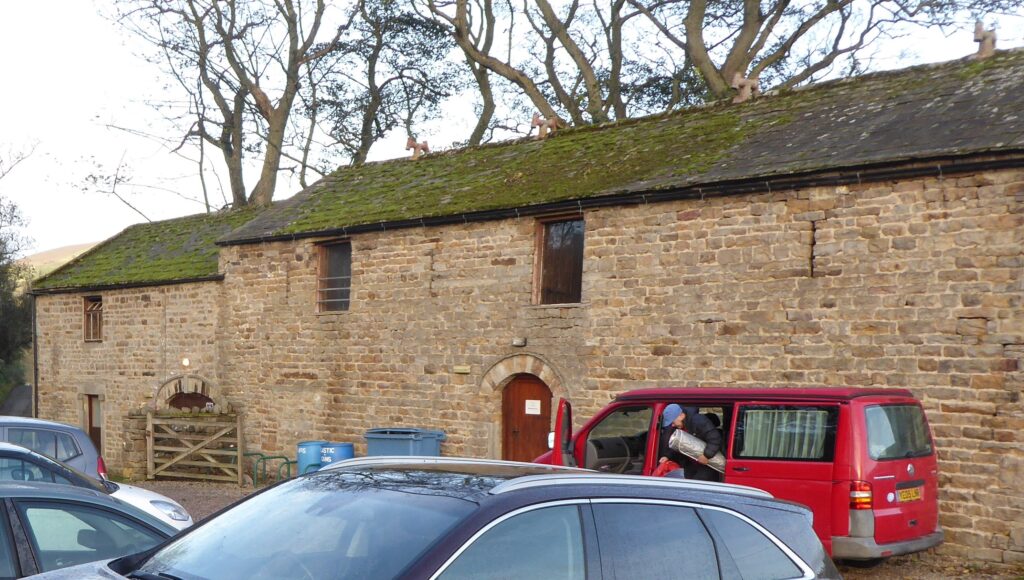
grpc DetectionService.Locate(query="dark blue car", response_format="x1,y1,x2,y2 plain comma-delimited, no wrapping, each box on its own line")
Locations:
31,457,840,579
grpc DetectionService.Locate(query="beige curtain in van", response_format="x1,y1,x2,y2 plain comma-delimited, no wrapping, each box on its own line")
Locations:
742,409,828,459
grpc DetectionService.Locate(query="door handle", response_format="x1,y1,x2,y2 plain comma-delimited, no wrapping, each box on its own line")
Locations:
732,466,750,472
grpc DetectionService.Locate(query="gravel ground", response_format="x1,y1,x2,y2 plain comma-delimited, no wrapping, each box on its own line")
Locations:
135,480,1022,579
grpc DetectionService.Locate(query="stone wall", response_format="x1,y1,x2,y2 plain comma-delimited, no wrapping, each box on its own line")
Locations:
217,168,1022,562
34,167,1023,562
34,282,221,470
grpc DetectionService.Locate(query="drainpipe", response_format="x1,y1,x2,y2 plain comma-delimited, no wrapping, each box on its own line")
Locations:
31,294,38,418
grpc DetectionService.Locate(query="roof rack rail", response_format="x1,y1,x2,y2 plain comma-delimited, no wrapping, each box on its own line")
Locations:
318,455,587,472
490,474,772,498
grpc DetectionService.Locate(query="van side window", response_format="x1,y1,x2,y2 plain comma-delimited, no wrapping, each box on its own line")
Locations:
734,405,837,461
584,406,652,474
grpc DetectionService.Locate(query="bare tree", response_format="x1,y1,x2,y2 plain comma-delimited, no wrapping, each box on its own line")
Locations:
319,0,459,165
0,146,36,183
118,0,343,207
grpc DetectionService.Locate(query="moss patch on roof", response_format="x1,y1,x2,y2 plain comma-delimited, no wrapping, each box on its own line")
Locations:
221,49,1024,245
32,209,263,292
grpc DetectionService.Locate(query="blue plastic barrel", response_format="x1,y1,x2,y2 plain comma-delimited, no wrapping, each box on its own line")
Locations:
297,440,328,474
320,442,355,466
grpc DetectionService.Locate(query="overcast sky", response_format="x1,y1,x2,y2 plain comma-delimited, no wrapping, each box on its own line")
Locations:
2,1,1022,257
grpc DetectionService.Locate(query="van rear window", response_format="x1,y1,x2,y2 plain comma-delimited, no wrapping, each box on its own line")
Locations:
865,405,933,460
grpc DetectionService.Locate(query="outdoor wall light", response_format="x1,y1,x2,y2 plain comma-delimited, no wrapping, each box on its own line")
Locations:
511,337,527,347
181,357,191,368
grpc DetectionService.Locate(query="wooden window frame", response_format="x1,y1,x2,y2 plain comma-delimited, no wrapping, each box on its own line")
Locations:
317,241,352,313
83,296,103,342
532,214,585,305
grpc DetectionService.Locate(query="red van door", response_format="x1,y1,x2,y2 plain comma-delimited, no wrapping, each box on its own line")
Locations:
859,403,940,545
725,402,839,550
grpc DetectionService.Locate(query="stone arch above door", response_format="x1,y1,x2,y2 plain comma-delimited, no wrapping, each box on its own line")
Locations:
480,353,570,400
149,374,227,412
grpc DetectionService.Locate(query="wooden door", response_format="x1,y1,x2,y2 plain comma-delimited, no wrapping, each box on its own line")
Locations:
85,395,102,452
502,375,552,462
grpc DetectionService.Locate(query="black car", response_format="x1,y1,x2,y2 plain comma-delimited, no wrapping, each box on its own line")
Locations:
0,482,176,578
32,457,841,579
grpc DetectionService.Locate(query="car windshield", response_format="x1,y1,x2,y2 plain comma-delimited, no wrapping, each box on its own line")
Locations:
865,404,933,460
134,469,481,580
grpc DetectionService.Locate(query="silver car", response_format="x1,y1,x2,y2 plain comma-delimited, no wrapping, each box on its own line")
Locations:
0,416,106,480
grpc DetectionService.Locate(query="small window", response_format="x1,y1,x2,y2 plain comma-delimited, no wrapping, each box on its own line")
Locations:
83,296,103,342
865,405,933,460
592,503,717,580
700,508,805,580
734,405,837,462
317,242,351,312
438,505,585,579
536,218,584,304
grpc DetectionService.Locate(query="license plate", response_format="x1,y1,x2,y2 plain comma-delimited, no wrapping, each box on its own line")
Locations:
897,486,922,502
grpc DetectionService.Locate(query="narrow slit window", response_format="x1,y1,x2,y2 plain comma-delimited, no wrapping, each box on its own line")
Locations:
83,296,103,342
318,242,352,312
537,219,584,304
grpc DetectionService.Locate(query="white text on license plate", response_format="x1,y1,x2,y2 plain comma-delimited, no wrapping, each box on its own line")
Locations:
897,487,922,502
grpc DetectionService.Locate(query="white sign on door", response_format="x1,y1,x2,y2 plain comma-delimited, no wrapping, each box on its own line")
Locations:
525,400,541,415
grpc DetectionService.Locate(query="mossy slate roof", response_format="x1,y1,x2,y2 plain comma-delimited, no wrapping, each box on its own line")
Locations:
222,49,1024,244
34,50,1024,291
32,209,263,292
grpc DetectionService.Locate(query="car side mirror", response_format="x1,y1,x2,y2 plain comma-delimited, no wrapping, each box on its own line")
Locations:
77,529,102,550
547,432,555,450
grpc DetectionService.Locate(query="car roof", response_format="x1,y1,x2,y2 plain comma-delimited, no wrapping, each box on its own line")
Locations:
320,456,776,504
615,386,916,403
0,481,178,535
0,416,85,432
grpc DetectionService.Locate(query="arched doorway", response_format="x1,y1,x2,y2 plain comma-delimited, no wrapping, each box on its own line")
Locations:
502,374,552,462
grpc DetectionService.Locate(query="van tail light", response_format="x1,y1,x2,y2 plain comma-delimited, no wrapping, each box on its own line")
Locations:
97,456,109,480
850,481,873,510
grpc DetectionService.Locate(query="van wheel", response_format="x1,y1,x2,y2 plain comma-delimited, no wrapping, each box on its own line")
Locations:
840,557,889,568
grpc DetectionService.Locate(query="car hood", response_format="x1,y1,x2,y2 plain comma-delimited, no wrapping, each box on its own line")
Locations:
110,483,193,530
24,559,120,579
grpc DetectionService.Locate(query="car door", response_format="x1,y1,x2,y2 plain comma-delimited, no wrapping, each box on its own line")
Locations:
431,502,593,579
725,402,839,548
551,399,575,467
589,500,719,580
12,500,167,574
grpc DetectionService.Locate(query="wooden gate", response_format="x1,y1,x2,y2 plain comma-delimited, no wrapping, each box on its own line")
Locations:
146,412,244,484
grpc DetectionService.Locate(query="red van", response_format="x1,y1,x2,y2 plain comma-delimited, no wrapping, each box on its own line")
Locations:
538,387,943,564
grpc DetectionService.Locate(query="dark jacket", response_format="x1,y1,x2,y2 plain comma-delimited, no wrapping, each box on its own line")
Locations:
681,406,722,459
674,406,723,482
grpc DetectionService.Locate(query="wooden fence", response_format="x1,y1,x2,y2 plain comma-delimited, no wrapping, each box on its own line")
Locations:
146,413,244,484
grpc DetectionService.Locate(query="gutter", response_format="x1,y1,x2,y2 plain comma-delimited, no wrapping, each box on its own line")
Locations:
31,295,38,418
216,151,1024,247
29,275,226,297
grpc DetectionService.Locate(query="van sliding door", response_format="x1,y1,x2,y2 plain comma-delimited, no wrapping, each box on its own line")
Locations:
726,403,838,550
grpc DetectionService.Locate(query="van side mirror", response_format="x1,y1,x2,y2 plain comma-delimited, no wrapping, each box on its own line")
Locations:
547,432,555,450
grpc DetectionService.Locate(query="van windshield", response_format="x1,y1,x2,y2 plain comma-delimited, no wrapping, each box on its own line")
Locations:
865,405,933,460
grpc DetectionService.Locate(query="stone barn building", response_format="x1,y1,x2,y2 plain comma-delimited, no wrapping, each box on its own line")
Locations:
32,51,1024,562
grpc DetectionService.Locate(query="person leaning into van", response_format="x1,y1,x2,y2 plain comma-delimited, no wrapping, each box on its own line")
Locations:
658,405,723,482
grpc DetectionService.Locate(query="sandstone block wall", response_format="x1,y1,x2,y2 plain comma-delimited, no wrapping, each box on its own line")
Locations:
35,167,1023,562
34,282,221,470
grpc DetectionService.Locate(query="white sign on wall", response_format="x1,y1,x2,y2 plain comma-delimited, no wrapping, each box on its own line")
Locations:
525,400,541,415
